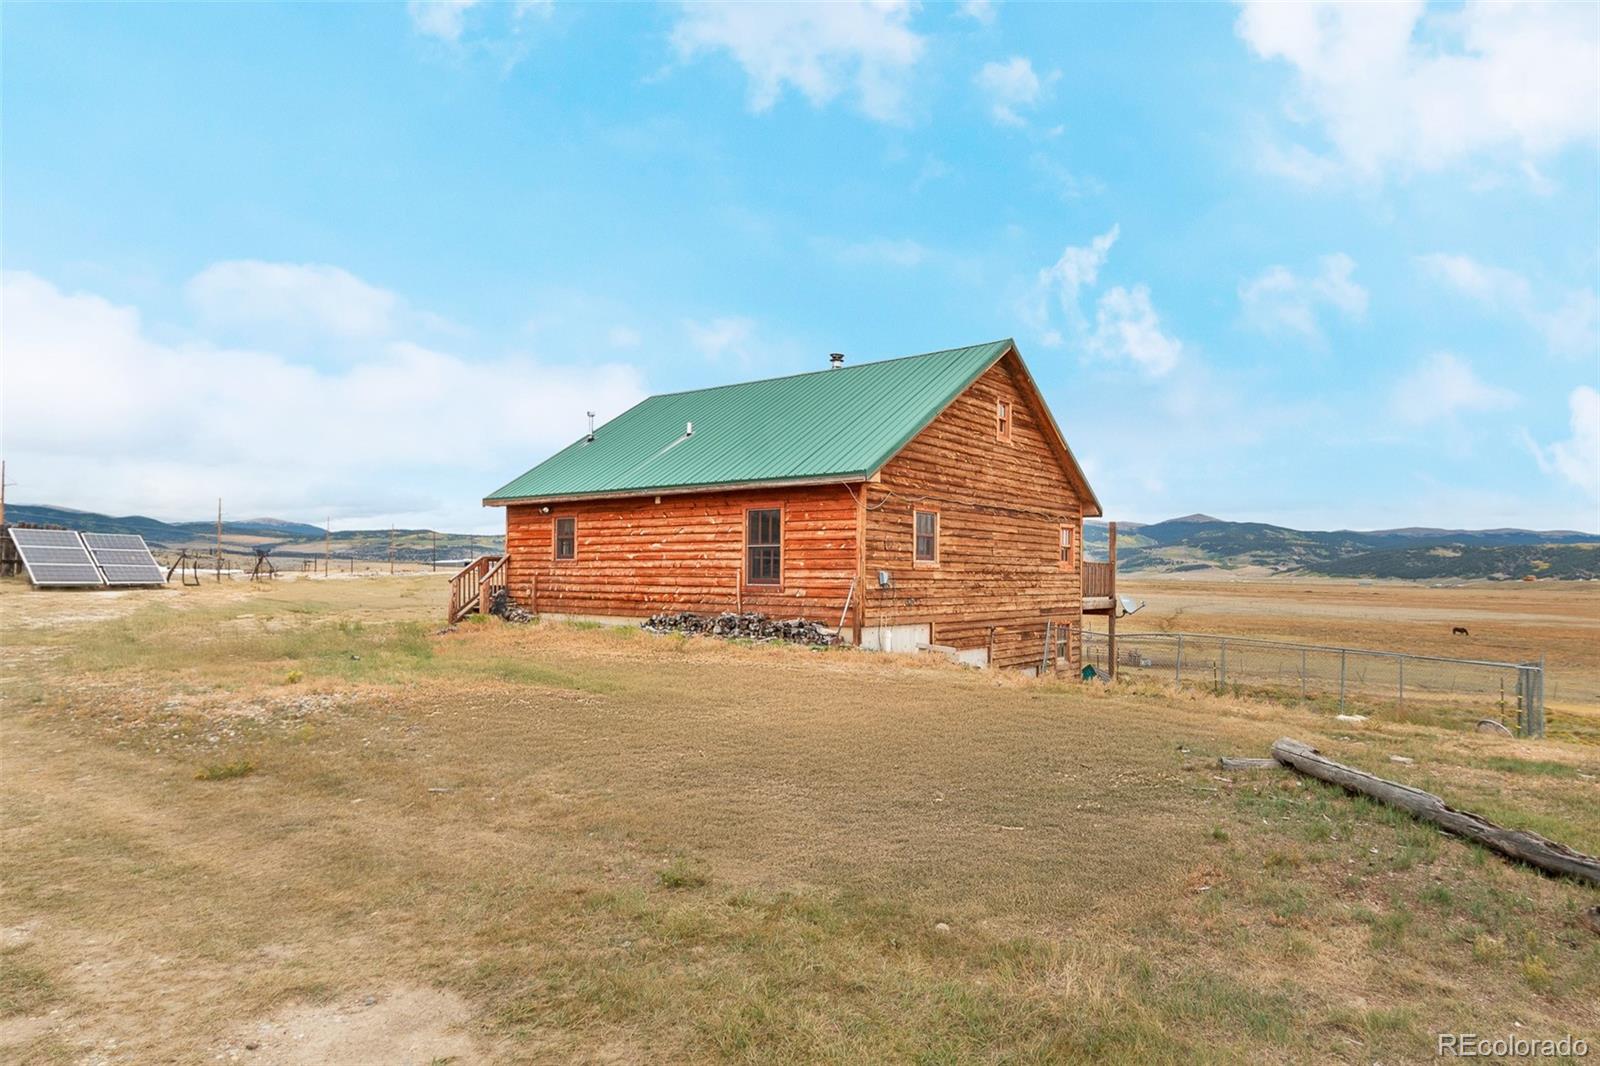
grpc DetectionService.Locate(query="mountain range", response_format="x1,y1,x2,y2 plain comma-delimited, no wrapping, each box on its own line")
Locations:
3,504,503,563
6,503,1596,579
1085,514,1600,580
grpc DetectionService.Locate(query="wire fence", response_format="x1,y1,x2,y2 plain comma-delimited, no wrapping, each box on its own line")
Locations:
1083,630,1546,738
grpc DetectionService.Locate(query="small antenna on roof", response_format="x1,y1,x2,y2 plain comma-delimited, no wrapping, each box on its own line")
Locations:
585,411,595,443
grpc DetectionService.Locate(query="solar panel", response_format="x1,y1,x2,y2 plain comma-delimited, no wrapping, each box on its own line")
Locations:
8,528,105,586
81,533,150,551
9,529,84,548
81,532,166,586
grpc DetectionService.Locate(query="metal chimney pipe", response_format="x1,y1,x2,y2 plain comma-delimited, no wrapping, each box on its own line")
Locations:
829,352,845,370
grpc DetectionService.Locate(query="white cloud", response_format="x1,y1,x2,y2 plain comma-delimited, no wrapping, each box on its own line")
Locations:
830,237,928,267
606,325,642,349
1389,352,1518,424
958,0,997,25
975,56,1046,126
1037,225,1118,322
1239,252,1367,341
1236,0,1600,179
408,0,481,42
185,261,402,341
685,316,756,363
1524,386,1600,498
1418,252,1598,359
1088,285,1183,377
2,270,645,531
1024,224,1184,377
670,1,925,123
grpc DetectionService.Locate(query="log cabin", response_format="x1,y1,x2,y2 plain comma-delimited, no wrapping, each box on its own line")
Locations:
461,339,1117,673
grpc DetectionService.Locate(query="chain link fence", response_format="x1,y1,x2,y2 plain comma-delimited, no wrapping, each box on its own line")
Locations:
1083,630,1546,737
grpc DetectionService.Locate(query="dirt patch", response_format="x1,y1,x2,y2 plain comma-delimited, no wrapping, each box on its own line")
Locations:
219,987,478,1065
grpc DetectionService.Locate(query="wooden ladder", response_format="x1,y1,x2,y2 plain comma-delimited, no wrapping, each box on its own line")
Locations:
447,554,507,623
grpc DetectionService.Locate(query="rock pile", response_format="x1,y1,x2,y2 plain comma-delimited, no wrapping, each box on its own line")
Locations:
642,611,841,646
489,588,536,624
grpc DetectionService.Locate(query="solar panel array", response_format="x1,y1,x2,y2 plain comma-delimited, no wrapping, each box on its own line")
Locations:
8,528,167,587
82,533,167,585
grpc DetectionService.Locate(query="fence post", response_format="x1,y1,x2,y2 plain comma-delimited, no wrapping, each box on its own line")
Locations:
1300,648,1306,700
1175,634,1183,686
1219,637,1227,693
1397,655,1405,710
1536,655,1546,738
1338,649,1347,711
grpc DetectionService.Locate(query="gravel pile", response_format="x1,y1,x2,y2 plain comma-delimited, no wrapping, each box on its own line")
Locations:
642,610,841,646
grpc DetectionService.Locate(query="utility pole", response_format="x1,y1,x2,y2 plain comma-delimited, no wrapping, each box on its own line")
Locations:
389,525,395,575
216,497,223,582
0,459,8,526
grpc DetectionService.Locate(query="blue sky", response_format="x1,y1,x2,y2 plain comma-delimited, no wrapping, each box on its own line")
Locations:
3,1,1597,534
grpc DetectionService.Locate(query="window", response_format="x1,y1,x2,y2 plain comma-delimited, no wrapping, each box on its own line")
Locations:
914,510,938,563
1059,525,1074,567
746,507,781,584
996,400,1012,442
554,516,576,560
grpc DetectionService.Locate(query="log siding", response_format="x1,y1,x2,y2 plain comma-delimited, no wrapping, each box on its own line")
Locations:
862,356,1084,671
505,484,857,622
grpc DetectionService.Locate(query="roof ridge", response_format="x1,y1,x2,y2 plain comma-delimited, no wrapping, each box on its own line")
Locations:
641,338,1015,400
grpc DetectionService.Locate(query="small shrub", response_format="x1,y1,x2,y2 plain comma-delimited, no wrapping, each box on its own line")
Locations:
657,856,709,890
1471,933,1503,962
283,670,303,684
1520,954,1553,991
195,760,255,782
1210,826,1230,843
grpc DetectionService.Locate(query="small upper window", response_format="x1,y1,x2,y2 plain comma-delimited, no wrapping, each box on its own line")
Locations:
746,508,781,585
1059,525,1073,566
555,516,576,560
996,400,1012,442
914,510,938,563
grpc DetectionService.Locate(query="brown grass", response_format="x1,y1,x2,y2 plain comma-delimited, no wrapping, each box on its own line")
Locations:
1,573,1597,1063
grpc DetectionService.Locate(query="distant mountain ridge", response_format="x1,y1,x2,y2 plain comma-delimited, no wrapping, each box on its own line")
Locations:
4,503,503,563
1085,515,1599,580
8,503,1595,579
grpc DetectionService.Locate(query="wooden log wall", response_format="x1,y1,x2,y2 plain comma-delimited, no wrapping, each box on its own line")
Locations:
863,355,1085,671
503,484,858,624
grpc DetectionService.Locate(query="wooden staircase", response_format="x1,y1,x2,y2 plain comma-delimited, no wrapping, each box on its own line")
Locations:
447,554,507,624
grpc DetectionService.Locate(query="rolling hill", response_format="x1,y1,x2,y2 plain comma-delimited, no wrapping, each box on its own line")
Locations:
1086,514,1599,579
8,503,1595,579
4,503,503,563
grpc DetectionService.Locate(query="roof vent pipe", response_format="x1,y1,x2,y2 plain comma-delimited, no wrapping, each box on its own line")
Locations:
585,411,596,443
685,421,694,437
829,352,845,370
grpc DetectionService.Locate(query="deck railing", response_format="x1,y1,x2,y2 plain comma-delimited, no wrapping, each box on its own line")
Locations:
447,554,506,623
1082,560,1114,599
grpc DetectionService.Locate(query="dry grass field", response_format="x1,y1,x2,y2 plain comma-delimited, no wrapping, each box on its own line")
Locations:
2,574,1597,1064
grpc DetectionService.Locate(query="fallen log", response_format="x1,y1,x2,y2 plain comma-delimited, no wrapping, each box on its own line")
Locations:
1218,756,1283,771
1270,738,1600,887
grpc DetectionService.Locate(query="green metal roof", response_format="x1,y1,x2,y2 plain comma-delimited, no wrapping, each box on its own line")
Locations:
486,339,1019,503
